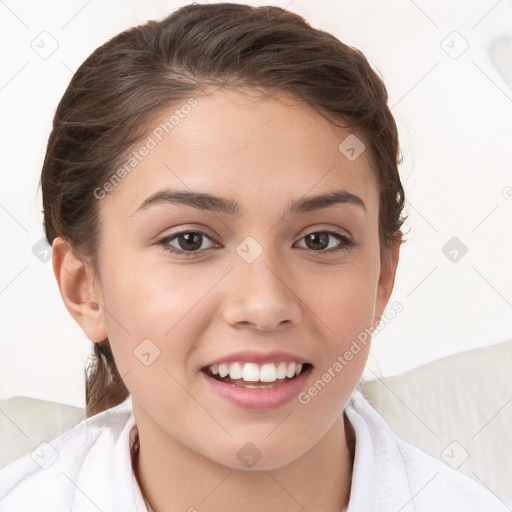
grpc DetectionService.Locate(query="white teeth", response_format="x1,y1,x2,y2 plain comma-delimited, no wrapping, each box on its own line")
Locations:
276,362,287,379
242,363,260,382
228,362,243,380
218,363,229,378
260,363,277,382
207,361,306,383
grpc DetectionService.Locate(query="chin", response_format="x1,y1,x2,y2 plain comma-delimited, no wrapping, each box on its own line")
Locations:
203,437,308,472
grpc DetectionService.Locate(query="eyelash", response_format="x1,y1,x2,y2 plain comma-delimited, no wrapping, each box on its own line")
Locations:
155,229,355,257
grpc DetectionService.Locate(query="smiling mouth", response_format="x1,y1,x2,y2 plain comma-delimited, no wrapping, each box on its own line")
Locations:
202,362,313,388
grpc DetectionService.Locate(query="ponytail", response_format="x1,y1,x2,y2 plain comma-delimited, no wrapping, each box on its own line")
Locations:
84,340,129,417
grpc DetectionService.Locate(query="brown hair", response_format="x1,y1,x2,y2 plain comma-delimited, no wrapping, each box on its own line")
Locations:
40,2,406,417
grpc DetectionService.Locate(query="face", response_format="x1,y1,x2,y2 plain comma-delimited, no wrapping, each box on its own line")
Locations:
86,87,398,469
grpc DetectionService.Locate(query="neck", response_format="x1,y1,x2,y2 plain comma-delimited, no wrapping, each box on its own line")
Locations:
132,409,355,512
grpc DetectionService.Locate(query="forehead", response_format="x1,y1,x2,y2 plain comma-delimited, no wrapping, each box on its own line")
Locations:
103,87,379,220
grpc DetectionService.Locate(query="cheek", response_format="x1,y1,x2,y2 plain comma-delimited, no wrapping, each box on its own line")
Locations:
319,258,379,336
99,261,213,370
298,271,376,410
308,256,379,394
319,289,374,385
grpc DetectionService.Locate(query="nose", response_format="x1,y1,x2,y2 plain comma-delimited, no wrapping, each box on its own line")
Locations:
221,248,303,331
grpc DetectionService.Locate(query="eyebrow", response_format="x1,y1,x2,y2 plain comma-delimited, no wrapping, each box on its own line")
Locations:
131,187,366,217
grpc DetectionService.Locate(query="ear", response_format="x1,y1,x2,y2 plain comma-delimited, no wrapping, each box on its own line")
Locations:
374,231,401,325
52,236,107,343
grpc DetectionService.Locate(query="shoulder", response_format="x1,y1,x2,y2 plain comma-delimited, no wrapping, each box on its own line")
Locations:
0,397,141,511
345,390,509,512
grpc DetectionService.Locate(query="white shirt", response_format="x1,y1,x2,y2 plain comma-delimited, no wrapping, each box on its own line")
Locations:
0,390,508,511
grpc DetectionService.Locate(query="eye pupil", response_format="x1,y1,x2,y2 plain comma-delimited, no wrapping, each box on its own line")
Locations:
306,232,329,250
179,232,202,251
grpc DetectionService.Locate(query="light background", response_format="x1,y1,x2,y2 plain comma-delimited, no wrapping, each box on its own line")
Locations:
0,0,511,408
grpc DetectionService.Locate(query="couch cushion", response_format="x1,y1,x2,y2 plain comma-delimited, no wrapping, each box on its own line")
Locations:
0,397,84,468
361,340,512,506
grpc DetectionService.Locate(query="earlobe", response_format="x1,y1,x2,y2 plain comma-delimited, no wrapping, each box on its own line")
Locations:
52,237,107,343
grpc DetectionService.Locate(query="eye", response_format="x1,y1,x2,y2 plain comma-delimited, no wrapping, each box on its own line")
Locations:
295,230,354,253
156,230,219,256
155,229,354,257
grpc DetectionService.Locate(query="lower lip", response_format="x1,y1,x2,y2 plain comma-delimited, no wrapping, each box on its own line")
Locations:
200,367,312,411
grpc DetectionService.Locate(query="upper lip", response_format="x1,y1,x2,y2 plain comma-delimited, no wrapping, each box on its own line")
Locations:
202,350,310,369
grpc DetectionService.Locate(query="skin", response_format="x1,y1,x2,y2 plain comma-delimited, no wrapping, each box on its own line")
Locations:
53,87,400,512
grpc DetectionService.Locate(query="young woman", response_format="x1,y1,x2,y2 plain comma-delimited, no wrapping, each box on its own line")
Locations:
0,3,507,511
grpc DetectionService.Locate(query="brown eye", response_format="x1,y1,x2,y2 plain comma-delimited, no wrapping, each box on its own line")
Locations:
156,230,219,256
296,231,354,253
174,232,203,251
